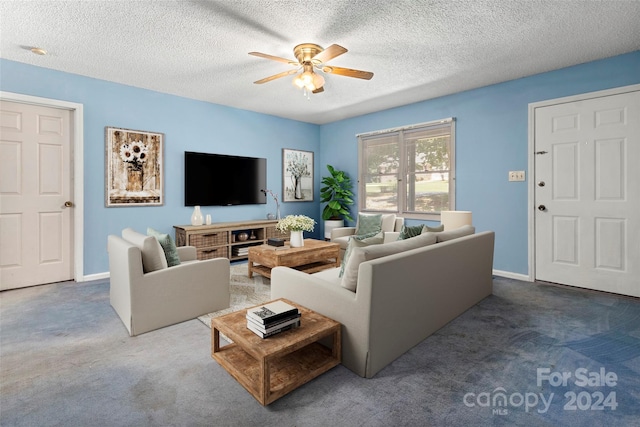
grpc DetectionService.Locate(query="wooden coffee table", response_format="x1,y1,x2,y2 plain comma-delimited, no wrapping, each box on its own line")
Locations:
248,238,340,279
211,298,341,405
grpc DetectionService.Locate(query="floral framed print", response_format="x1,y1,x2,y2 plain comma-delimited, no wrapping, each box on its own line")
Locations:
105,126,164,207
282,148,313,202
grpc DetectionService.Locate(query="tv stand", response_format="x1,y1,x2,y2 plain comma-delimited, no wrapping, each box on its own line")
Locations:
174,220,289,261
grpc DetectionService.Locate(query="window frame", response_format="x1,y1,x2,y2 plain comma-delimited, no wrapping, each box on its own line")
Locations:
357,118,456,221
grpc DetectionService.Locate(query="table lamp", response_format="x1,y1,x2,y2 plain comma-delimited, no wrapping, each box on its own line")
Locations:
440,211,473,231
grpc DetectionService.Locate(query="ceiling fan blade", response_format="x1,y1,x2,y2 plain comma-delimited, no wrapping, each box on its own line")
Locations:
322,66,373,80
312,44,347,64
254,68,299,84
249,51,298,66
312,86,325,94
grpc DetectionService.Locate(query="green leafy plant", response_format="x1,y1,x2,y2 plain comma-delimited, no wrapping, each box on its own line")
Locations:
320,165,354,221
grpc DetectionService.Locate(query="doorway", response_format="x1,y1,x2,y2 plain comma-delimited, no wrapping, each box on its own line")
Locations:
530,85,640,297
0,92,84,289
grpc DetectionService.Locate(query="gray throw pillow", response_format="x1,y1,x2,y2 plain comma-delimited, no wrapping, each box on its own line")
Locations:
397,225,423,240
340,232,437,292
339,231,384,278
147,227,181,267
122,228,167,273
423,224,444,232
354,213,382,236
435,224,475,242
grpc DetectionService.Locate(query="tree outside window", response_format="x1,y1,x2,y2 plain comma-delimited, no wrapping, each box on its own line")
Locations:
358,119,455,220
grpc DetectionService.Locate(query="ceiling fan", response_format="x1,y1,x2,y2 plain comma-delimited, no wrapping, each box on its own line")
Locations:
249,43,373,96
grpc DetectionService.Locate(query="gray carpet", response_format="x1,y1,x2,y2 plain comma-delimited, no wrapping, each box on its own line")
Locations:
197,263,271,328
1,267,639,426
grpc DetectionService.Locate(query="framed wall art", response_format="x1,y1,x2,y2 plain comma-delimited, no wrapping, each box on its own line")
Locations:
282,148,313,202
105,126,164,207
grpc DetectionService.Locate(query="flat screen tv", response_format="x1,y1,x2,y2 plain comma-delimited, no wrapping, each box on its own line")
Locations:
184,151,267,206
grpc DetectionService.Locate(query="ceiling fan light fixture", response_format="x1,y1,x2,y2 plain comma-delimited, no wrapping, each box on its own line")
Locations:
252,42,372,96
293,69,323,92
293,74,305,88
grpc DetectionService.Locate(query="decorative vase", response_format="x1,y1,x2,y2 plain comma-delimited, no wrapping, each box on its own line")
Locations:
267,213,276,220
289,230,304,247
191,205,204,226
237,232,249,241
126,169,143,192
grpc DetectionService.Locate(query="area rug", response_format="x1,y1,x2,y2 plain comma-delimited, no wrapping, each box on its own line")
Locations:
198,262,271,328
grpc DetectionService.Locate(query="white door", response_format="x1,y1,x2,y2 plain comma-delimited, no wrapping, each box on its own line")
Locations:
534,89,640,297
0,101,73,290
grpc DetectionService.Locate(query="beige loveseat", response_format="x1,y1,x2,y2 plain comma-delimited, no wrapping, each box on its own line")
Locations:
271,227,494,378
331,214,405,258
108,228,230,336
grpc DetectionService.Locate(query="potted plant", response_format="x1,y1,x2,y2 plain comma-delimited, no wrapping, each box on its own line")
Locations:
320,165,354,239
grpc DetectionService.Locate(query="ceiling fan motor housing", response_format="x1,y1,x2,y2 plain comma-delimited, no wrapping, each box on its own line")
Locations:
293,43,324,64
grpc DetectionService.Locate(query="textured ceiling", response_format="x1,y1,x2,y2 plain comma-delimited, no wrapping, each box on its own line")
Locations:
1,1,639,124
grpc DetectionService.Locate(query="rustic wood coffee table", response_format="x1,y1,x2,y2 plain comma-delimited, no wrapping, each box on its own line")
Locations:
248,238,340,279
211,298,341,405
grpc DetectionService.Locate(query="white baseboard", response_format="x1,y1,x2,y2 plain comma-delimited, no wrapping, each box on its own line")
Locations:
80,272,109,282
492,269,531,282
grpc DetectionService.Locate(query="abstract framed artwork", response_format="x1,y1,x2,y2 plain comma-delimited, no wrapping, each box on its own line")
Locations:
282,148,313,202
105,126,164,207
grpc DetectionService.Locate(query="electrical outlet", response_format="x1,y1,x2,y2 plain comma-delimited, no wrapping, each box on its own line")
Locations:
509,170,526,182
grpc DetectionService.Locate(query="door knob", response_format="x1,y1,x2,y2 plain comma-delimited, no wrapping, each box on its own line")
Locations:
64,201,73,207
538,205,546,212
537,181,545,187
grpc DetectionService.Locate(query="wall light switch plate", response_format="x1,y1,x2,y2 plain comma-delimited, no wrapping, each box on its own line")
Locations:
509,171,526,182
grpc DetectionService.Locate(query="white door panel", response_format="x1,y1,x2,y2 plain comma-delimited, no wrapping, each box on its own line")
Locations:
534,90,639,297
0,101,73,290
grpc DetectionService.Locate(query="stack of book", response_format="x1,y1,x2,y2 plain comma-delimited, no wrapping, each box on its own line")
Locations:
232,247,249,257
246,300,301,338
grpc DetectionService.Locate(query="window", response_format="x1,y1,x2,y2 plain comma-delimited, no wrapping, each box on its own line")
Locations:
357,118,455,220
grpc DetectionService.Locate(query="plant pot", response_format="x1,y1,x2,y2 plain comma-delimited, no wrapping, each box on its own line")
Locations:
324,219,344,240
289,230,304,247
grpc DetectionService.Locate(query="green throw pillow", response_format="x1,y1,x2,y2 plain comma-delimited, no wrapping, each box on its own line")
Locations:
398,224,424,240
355,213,382,236
423,224,444,233
147,227,181,267
339,231,384,278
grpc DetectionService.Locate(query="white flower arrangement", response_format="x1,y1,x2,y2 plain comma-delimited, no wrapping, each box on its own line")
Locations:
276,215,316,232
119,140,148,170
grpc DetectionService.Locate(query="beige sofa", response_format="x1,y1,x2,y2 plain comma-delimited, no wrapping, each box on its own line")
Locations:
271,228,495,378
108,228,230,336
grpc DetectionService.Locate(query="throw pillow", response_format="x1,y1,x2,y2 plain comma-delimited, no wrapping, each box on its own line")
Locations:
380,214,397,232
147,227,181,267
339,231,384,278
422,224,444,232
340,231,437,292
354,213,383,236
434,224,475,242
121,228,168,273
397,224,424,240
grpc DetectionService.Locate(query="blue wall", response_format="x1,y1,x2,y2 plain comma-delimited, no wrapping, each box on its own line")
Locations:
2,51,639,277
319,51,640,275
0,59,321,276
